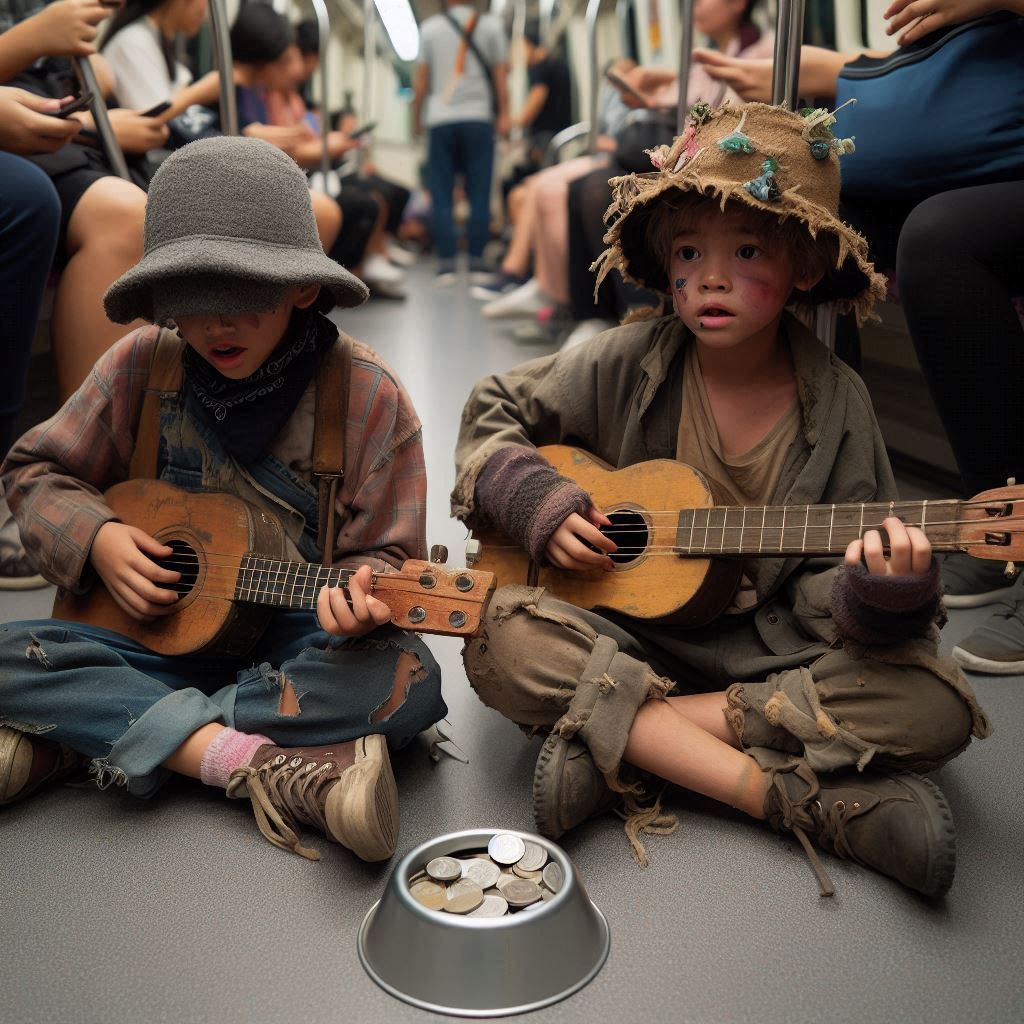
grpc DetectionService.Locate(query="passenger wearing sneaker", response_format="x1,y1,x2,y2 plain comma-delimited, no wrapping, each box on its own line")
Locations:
0,138,445,862
453,104,990,898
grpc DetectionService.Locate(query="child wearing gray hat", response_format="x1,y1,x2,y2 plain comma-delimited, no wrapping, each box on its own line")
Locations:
0,136,446,863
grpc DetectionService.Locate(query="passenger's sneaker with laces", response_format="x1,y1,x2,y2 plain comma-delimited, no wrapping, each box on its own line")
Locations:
482,277,545,318
0,727,83,805
470,271,529,302
435,259,458,286
763,762,956,897
941,553,1017,608
226,733,398,862
952,590,1024,675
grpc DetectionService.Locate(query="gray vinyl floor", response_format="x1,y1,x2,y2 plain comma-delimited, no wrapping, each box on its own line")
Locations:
2,264,1022,1024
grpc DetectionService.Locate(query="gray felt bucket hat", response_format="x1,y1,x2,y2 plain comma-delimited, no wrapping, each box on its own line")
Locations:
104,136,368,324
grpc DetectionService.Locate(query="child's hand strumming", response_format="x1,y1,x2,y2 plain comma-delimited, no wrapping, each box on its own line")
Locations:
316,563,392,637
844,516,932,578
90,521,181,621
545,507,617,572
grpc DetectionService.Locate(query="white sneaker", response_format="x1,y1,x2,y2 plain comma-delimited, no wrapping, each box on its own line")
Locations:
482,278,545,319
560,318,616,351
361,253,405,286
386,240,416,267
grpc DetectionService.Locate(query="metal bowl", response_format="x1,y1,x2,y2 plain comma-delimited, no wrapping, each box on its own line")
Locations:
357,827,610,1017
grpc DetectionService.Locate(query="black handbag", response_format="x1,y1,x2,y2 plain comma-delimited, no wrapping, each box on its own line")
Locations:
613,109,677,174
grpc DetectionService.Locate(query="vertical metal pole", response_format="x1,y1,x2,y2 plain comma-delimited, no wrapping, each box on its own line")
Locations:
72,56,130,180
361,0,376,171
676,0,696,132
584,0,604,153
208,0,238,135
540,0,555,48
771,0,805,110
310,0,333,184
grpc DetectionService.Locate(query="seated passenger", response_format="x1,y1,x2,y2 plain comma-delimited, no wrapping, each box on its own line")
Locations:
452,103,990,897
0,137,445,862
100,0,209,112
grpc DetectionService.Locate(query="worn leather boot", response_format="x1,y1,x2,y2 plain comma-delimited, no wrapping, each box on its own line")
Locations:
227,733,398,862
764,761,957,898
532,734,618,839
0,726,82,806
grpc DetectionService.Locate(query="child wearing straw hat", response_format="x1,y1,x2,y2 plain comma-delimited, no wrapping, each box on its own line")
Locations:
0,136,446,863
452,101,989,898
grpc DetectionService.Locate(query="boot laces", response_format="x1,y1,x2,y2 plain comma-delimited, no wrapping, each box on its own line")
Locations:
773,764,837,898
228,753,336,860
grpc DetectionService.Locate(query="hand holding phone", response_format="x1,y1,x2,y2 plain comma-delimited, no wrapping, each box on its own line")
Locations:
140,100,172,118
348,121,377,140
56,92,93,118
604,69,650,107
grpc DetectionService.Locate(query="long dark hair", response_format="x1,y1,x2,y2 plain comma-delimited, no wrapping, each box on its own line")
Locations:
101,0,177,82
230,3,295,65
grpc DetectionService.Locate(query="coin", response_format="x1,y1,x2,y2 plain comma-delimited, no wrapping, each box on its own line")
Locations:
467,893,509,918
488,833,526,865
494,870,518,891
444,878,485,914
541,861,564,893
409,877,447,910
516,841,547,872
426,856,462,882
502,878,543,907
461,857,501,890
512,863,542,880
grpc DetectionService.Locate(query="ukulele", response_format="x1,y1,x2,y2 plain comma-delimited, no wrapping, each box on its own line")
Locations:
465,446,1023,627
52,479,496,656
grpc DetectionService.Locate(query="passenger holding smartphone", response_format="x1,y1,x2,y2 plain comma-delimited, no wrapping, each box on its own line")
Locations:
100,0,208,111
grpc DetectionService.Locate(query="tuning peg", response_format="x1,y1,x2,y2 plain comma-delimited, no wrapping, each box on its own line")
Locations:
429,544,448,564
1008,476,1017,487
465,538,481,566
1005,561,1020,580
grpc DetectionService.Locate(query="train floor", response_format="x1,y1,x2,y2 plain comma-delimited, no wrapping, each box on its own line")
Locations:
2,263,1022,1023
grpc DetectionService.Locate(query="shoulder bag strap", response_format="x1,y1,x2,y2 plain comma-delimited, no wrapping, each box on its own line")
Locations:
442,10,498,115
129,330,185,480
313,331,353,560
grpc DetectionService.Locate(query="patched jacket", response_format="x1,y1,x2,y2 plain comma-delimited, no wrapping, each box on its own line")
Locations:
452,313,900,670
3,325,427,592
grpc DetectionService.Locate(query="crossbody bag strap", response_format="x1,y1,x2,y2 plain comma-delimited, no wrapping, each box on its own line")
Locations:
129,331,185,480
443,10,498,115
313,331,353,560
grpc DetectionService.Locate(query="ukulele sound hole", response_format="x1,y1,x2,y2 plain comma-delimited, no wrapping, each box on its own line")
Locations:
155,540,200,596
599,510,648,565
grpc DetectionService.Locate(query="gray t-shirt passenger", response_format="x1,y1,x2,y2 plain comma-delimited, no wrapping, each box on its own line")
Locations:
418,5,508,127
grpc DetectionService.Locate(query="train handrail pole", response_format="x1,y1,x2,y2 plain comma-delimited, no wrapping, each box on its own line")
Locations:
309,0,333,184
584,0,604,153
208,0,238,135
676,0,696,132
540,0,556,48
361,0,377,171
771,0,805,110
72,56,130,180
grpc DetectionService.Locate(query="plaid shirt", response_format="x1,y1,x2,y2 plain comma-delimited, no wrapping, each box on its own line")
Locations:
1,326,428,591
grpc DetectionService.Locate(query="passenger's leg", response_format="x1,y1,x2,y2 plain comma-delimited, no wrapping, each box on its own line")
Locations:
426,123,458,265
309,188,342,251
52,176,146,400
500,179,535,277
460,120,496,264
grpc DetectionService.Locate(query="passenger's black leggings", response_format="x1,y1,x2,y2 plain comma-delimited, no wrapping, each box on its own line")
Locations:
896,181,1024,495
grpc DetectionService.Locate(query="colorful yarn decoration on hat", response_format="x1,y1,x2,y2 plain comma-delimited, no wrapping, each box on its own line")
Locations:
689,101,712,125
717,111,756,154
744,157,780,201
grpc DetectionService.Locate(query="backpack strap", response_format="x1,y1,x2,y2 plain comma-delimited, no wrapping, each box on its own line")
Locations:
314,331,354,560
129,331,185,480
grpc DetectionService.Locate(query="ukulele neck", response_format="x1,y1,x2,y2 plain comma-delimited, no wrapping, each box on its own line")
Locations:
235,557,358,609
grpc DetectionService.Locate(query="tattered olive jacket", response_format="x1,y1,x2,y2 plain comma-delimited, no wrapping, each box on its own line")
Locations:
452,313,900,685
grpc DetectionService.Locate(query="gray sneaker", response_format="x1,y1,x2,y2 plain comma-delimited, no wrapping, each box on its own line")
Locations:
941,553,1017,608
532,734,618,840
952,594,1024,675
1,727,83,805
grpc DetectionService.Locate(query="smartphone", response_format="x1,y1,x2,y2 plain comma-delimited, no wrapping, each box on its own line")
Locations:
348,121,377,139
56,93,93,119
604,69,649,106
141,100,172,118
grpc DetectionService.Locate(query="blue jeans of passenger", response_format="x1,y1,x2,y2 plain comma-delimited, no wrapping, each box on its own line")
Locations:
0,613,445,799
0,153,60,453
426,120,495,261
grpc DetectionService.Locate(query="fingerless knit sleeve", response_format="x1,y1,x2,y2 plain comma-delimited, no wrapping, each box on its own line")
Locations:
474,446,591,564
830,558,943,646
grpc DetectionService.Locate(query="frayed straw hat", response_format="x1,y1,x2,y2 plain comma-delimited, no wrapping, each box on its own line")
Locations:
594,101,886,322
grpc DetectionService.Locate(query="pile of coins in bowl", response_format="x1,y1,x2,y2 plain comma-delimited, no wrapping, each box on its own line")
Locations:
407,833,565,919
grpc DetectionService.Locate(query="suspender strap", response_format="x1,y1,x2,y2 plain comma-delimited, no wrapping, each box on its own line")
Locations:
129,331,185,480
314,331,353,560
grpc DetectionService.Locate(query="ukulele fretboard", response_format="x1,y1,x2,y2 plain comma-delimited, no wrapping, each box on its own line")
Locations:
235,557,355,609
674,498,989,557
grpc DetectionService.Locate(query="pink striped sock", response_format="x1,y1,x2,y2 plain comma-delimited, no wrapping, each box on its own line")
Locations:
200,727,274,789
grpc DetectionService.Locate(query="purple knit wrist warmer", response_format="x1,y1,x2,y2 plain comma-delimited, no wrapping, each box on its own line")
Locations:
831,558,941,646
475,446,591,563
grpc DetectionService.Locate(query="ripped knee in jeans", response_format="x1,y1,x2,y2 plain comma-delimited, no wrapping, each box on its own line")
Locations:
370,648,428,724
